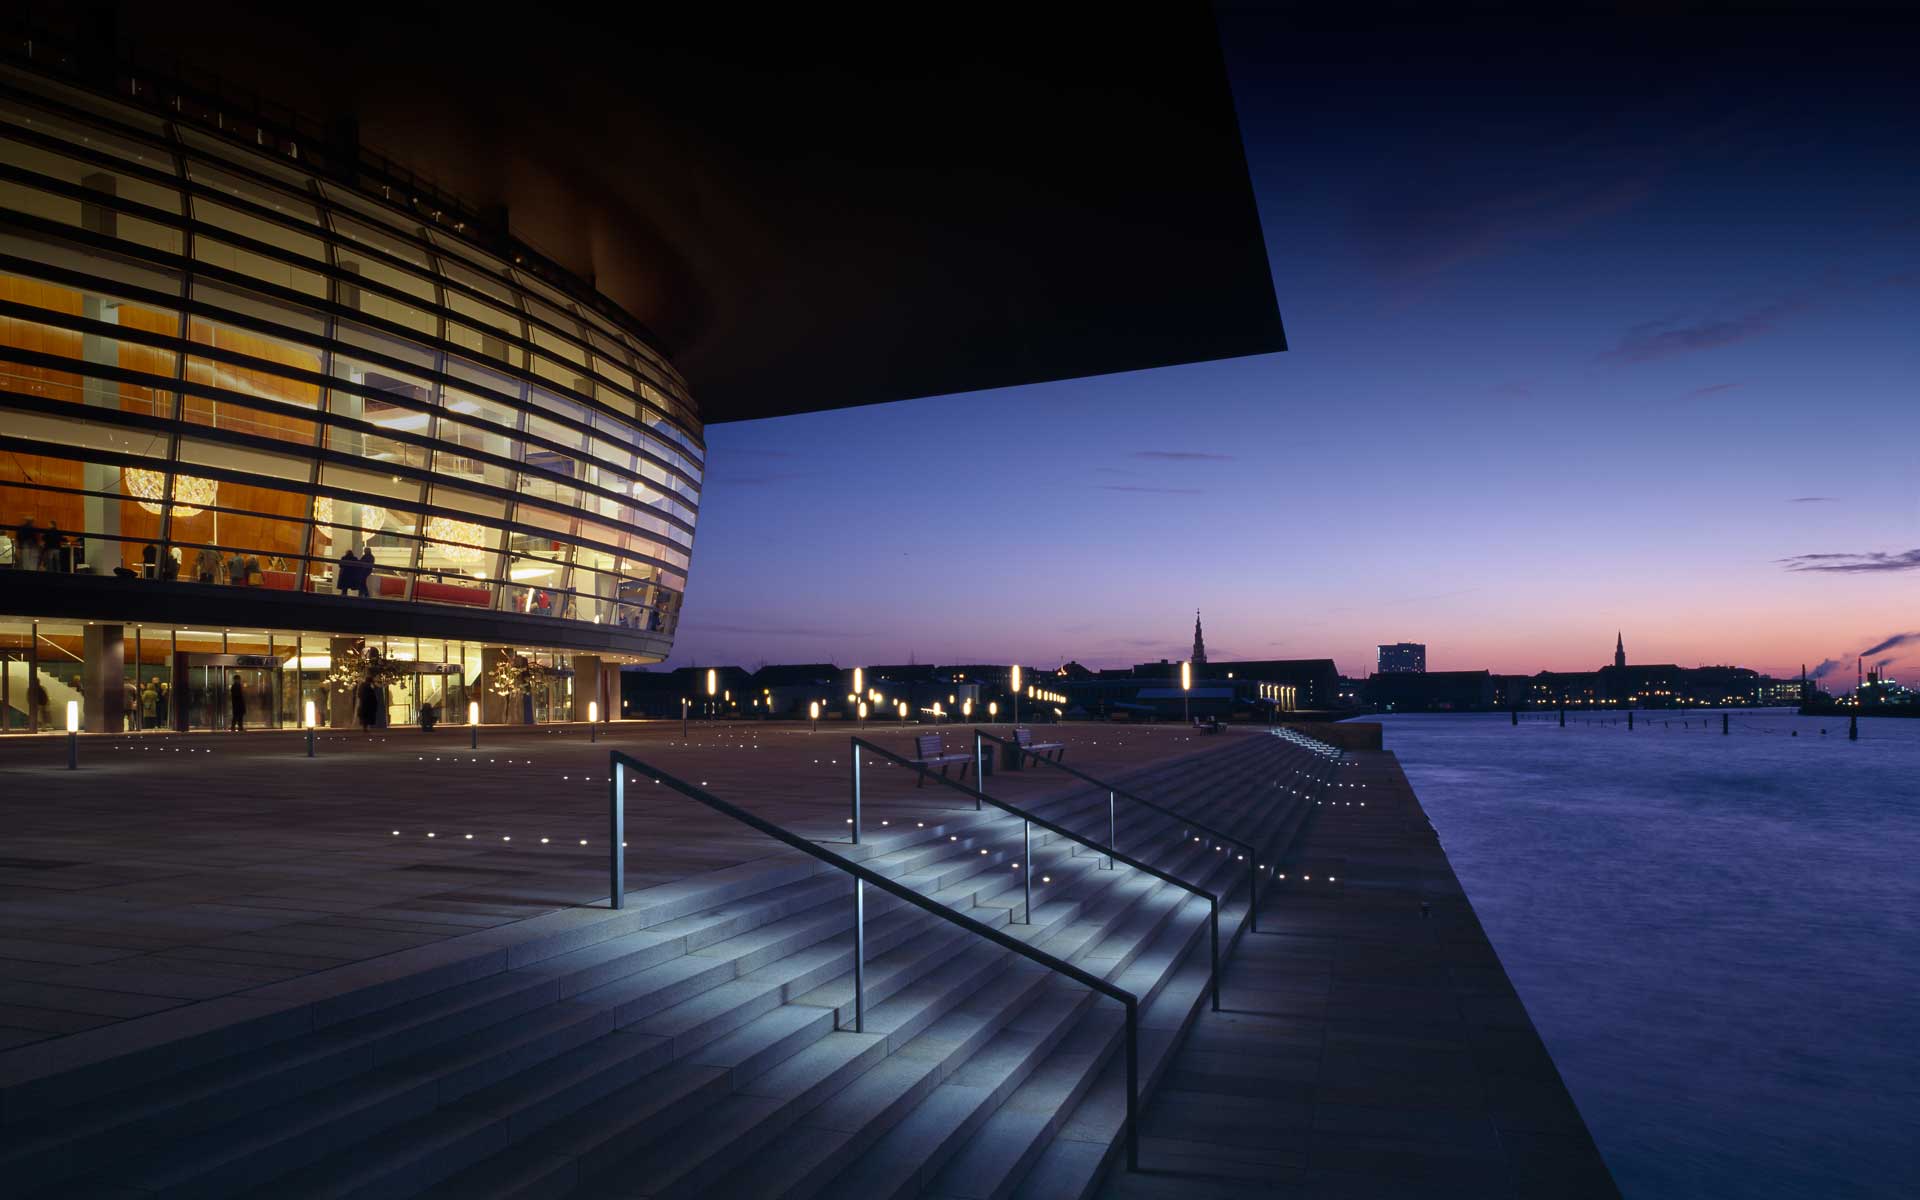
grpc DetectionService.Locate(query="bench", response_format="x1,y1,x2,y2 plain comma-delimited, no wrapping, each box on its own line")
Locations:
910,734,973,787
1192,716,1224,735
1013,726,1066,764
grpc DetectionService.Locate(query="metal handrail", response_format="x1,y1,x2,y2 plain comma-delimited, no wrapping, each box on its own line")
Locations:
972,728,1266,932
604,750,1144,1170
850,736,1219,1013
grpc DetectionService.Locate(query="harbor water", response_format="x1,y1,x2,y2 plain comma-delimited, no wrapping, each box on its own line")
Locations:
1374,710,1920,1199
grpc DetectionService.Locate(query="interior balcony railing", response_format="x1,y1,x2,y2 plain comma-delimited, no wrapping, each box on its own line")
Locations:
603,749,1145,1169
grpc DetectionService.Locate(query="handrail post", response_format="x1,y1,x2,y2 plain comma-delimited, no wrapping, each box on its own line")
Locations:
972,729,985,811
850,744,862,844
1209,897,1220,1012
853,878,866,1032
1022,819,1032,924
1106,790,1116,869
1124,1001,1139,1170
1249,854,1260,933
609,764,625,909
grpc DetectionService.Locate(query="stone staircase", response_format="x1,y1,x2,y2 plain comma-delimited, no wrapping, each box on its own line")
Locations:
5,731,1338,1200
2,658,81,726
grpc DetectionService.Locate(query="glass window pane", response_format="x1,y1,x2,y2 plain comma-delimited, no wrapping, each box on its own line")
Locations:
320,460,422,504
178,437,310,482
191,277,326,337
0,452,167,574
0,138,182,213
182,146,320,213
1,275,179,417
0,229,184,296
192,197,324,259
193,236,326,297
0,103,175,168
0,178,183,255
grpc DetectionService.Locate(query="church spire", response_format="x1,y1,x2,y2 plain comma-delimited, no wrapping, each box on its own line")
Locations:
1192,609,1208,669
1614,631,1626,670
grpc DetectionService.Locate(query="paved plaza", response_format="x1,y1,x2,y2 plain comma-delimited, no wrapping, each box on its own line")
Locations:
0,720,1218,1051
0,721,1616,1198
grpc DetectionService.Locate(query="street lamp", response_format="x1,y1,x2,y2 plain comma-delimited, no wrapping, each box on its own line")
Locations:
932,701,943,723
854,666,864,697
1181,660,1192,723
469,699,480,748
809,699,820,732
706,668,717,720
897,700,908,724
1011,664,1022,726
963,698,972,720
304,698,317,757
858,700,868,729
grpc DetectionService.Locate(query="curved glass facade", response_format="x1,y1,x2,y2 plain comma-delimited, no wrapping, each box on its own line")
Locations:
0,65,699,644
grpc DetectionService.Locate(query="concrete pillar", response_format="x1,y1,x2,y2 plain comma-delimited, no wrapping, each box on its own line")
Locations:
82,624,124,733
571,655,604,723
82,284,123,571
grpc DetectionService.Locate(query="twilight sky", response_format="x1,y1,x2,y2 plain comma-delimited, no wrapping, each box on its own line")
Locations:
663,6,1919,684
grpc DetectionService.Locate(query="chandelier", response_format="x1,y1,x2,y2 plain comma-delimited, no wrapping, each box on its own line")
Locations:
314,496,387,538
125,468,217,516
423,515,487,563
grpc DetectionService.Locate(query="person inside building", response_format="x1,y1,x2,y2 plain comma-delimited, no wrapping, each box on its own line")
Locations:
358,546,378,597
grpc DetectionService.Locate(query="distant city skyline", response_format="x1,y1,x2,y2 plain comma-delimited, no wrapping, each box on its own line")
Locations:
660,9,1919,687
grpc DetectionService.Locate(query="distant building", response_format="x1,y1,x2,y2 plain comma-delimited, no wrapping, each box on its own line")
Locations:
1378,643,1426,674
1191,611,1208,671
1365,670,1493,712
1197,659,1342,709
1336,676,1366,707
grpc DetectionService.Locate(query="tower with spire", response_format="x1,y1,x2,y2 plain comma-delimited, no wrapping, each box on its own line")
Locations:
1192,609,1208,671
1614,631,1626,670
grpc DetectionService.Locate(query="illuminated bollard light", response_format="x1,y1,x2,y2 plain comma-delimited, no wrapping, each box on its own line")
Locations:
305,699,317,757
469,700,481,749
66,700,79,770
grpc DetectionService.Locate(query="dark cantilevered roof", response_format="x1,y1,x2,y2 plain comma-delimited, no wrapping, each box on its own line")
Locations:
43,3,1285,422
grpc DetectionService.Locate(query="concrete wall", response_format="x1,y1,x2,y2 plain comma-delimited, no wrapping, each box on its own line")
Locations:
1281,720,1382,751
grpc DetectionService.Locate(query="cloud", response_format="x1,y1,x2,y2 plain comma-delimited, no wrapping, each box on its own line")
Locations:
1132,451,1233,462
1778,549,1920,574
1682,381,1745,399
1100,484,1204,495
1600,300,1807,365
1787,496,1838,503
1352,172,1655,286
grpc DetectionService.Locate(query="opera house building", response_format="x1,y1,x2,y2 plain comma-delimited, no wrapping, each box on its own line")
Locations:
0,7,1284,733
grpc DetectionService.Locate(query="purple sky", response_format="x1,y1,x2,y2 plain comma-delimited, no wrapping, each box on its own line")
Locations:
662,8,1920,685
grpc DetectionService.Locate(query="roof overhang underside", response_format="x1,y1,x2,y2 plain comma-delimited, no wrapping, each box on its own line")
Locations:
81,2,1286,422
